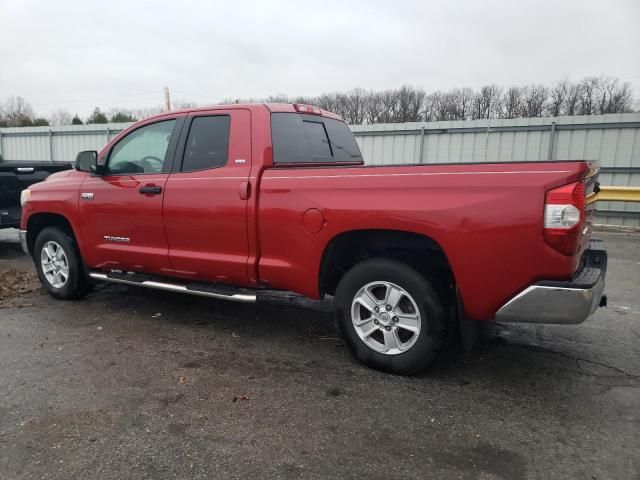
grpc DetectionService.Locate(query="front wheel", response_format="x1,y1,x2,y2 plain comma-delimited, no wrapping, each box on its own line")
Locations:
334,259,448,375
33,226,92,300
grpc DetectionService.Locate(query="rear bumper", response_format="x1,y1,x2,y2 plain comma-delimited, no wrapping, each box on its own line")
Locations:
495,240,607,324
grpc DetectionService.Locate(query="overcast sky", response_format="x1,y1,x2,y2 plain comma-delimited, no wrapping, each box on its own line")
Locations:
1,0,639,118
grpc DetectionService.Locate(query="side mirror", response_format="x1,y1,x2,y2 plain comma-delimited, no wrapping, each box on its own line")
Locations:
75,150,98,172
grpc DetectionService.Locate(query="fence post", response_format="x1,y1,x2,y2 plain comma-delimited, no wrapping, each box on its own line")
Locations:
106,126,110,142
418,126,425,163
548,122,556,160
48,129,54,162
483,125,491,162
0,131,3,159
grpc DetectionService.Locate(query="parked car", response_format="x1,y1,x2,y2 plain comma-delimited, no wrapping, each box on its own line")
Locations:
0,156,72,229
19,103,607,374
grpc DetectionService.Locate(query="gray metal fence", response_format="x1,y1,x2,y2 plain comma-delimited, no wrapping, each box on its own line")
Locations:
1,113,638,226
0,123,133,163
352,113,640,227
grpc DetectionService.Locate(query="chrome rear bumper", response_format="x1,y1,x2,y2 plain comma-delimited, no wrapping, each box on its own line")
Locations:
495,240,607,325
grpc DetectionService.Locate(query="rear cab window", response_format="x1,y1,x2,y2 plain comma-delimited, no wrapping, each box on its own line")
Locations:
271,113,363,165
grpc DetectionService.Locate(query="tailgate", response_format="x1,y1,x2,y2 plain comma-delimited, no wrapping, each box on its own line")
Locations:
581,162,600,255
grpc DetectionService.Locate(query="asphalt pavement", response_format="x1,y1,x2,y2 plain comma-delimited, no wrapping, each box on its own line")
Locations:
0,228,638,480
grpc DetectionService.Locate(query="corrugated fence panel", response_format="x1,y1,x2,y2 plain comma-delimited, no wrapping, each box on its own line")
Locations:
2,115,639,226
52,131,110,163
0,123,132,164
352,113,640,227
2,130,49,161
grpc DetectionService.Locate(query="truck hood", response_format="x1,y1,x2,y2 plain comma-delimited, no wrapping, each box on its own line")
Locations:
29,168,85,193
44,169,75,181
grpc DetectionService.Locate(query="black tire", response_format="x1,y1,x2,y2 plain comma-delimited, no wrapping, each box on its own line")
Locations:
334,259,448,375
33,226,92,300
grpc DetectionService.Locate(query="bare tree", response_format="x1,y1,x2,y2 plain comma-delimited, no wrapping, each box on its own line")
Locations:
49,108,72,126
130,106,163,120
472,85,503,119
316,93,340,115
363,92,384,124
333,93,351,121
597,77,633,114
378,90,400,123
577,77,600,115
449,88,474,120
3,96,35,127
343,88,367,125
391,85,425,123
564,82,581,116
6,76,630,130
264,94,290,104
547,81,569,117
206,77,633,124
426,91,449,121
522,85,548,117
501,87,524,119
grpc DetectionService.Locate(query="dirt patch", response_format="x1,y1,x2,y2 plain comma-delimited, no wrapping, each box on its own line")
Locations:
0,268,40,303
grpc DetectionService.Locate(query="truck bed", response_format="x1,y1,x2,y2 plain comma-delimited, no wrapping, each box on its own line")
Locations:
257,160,595,320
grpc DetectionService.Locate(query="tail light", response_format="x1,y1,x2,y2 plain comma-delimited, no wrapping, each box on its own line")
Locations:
543,181,585,255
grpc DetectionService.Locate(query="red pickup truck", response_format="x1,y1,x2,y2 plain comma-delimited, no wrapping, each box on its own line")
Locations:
19,103,607,374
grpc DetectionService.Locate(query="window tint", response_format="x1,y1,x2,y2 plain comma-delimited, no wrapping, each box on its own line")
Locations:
182,116,230,172
323,117,363,162
271,113,362,164
303,120,332,161
108,120,176,174
270,113,307,164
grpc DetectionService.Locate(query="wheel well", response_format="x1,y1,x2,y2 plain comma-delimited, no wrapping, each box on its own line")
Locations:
26,213,75,255
319,229,455,305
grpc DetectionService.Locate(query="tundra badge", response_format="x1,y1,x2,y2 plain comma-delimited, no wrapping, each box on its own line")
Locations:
103,235,130,243
81,192,94,200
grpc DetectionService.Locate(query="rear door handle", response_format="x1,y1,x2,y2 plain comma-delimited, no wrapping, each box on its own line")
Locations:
139,185,162,195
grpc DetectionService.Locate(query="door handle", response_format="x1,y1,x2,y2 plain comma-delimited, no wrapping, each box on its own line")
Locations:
139,185,162,195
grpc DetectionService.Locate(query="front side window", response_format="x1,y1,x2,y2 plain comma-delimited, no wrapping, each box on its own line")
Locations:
182,115,230,172
108,120,176,174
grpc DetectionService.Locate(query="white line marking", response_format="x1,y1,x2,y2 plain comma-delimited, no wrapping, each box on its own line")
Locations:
262,170,572,180
83,177,247,184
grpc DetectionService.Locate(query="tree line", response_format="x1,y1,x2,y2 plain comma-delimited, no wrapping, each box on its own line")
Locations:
0,76,635,128
0,102,138,127
247,76,634,124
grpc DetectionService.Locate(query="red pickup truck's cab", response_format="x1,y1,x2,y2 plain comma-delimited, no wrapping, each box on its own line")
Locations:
19,103,607,374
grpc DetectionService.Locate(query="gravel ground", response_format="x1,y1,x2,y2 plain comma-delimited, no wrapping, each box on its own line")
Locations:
0,228,638,480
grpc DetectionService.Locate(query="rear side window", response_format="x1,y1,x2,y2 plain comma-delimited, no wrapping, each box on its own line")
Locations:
323,117,363,162
271,113,362,164
181,115,230,172
303,120,332,161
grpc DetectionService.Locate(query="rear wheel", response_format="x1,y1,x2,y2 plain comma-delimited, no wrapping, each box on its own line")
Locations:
34,226,92,300
334,259,447,375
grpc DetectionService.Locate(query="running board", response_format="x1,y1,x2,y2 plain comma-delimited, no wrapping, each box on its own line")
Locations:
89,272,256,303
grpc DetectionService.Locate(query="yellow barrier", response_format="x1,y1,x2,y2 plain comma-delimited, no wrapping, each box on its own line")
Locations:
587,186,640,205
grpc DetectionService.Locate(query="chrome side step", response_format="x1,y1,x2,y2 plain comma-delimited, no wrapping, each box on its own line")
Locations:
89,272,256,303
